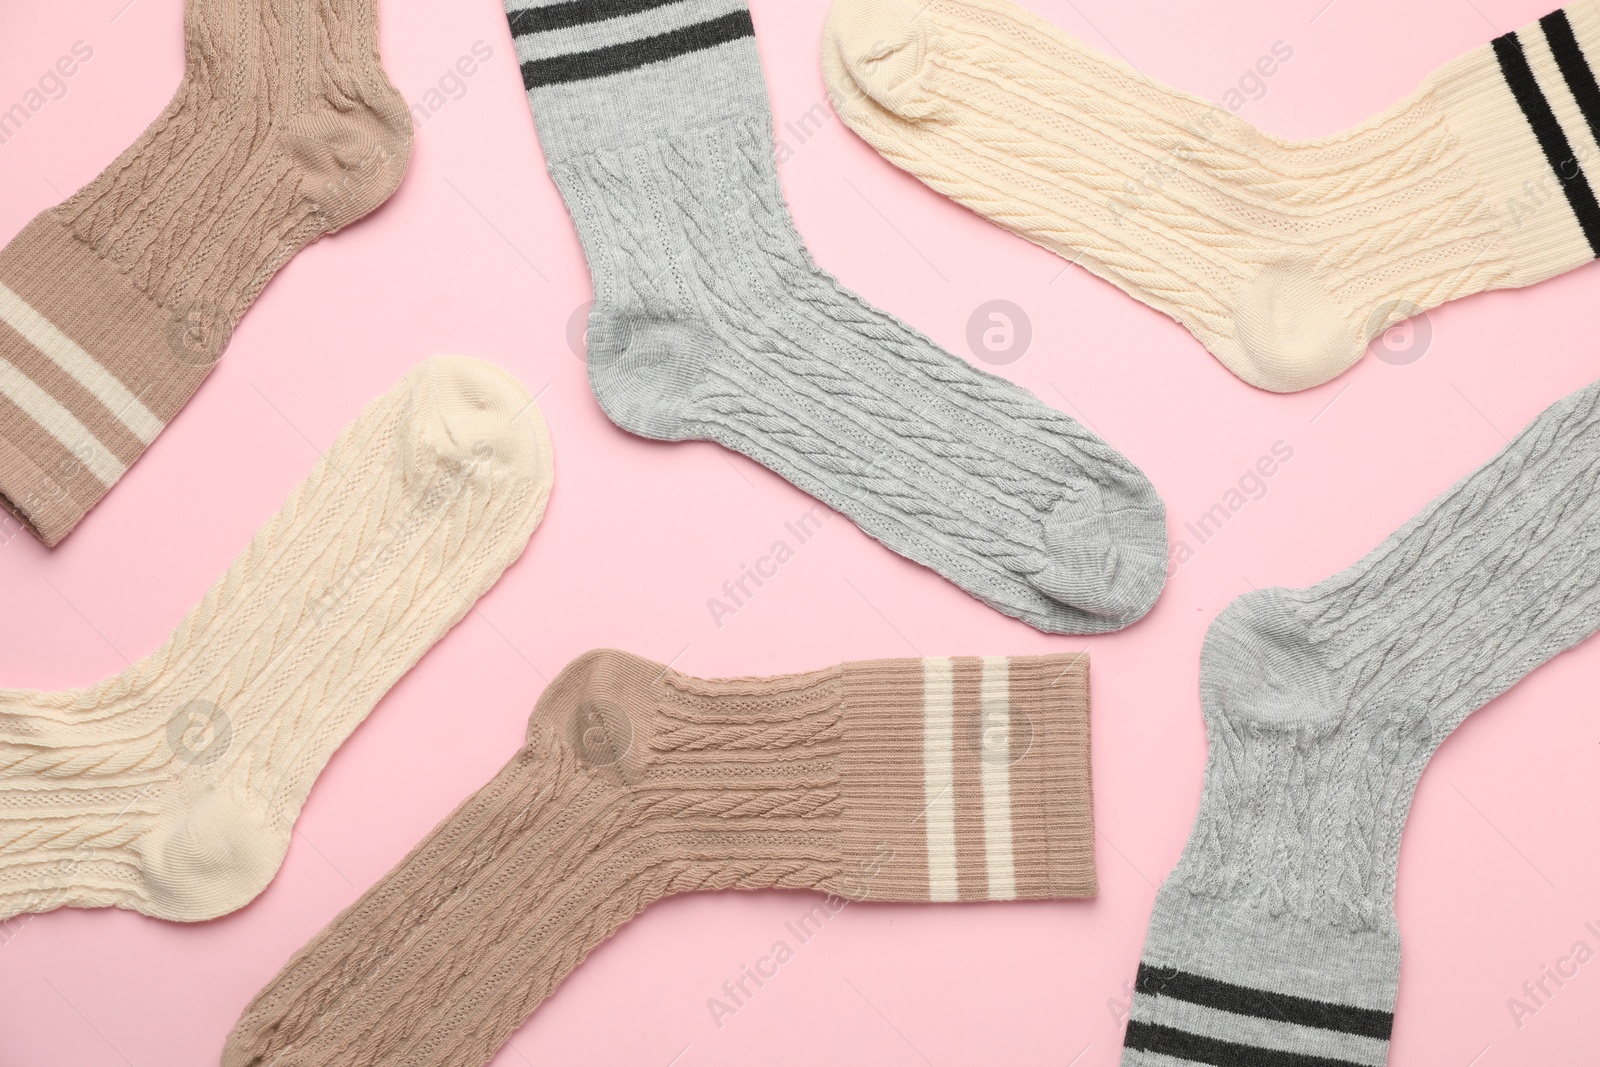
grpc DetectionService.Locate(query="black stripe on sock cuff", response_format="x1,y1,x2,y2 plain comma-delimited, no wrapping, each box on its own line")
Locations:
508,0,685,37
520,10,754,88
1541,10,1600,147
1124,1021,1373,1067
1493,29,1600,256
1134,965,1394,1041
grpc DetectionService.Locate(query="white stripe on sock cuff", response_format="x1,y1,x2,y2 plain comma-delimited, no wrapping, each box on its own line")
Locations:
978,656,1016,900
509,0,746,63
1131,992,1392,1067
0,358,121,488
921,656,959,902
0,283,163,445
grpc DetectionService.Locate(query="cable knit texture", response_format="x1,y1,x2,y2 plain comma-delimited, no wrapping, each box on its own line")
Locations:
824,0,1600,392
0,0,411,544
222,649,1097,1066
515,0,1166,633
1122,377,1600,1065
0,357,551,922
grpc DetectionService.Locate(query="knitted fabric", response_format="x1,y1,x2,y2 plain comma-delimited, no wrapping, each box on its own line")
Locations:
824,0,1600,392
0,0,411,543
1124,376,1600,1065
0,357,551,922
222,649,1095,1066
512,0,1167,633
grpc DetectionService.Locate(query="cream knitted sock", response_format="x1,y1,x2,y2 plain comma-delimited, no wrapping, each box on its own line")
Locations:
824,0,1600,392
0,356,552,922
0,0,412,544
222,649,1096,1067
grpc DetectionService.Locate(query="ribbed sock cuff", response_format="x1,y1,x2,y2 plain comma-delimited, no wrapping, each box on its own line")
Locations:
511,0,768,161
0,215,212,544
1429,2,1600,283
836,653,1095,902
1123,890,1398,1067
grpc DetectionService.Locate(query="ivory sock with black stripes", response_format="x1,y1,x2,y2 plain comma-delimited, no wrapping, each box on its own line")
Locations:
0,357,552,922
502,0,1167,634
222,650,1096,1067
825,0,1600,392
1122,376,1600,1066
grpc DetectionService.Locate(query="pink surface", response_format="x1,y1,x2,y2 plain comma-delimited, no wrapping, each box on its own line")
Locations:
1,0,1598,1064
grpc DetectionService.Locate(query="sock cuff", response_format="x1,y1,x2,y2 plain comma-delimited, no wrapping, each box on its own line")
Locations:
1125,890,1397,1067
508,0,768,161
834,653,1095,902
0,216,213,544
1428,3,1600,281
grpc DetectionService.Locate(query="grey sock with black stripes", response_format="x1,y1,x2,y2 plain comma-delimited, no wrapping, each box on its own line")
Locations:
1124,377,1600,1066
503,0,1167,634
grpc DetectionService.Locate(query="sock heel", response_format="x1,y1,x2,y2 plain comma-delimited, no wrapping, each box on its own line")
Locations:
1229,255,1365,392
527,649,659,781
586,311,714,442
282,93,412,231
1200,587,1342,729
141,782,289,921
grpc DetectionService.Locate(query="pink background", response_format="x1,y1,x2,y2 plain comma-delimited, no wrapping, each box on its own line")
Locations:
2,0,1598,1064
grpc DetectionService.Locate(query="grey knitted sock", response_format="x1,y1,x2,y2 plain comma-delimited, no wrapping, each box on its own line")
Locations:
506,0,1167,634
1123,379,1600,1066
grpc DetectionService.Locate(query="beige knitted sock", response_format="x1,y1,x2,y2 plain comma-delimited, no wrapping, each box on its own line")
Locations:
824,0,1600,392
0,0,412,544
221,649,1095,1067
0,356,551,922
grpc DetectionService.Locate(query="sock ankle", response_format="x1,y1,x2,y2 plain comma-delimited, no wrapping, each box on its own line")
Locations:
0,357,551,922
0,0,412,543
509,0,1167,633
221,649,1095,1066
1122,375,1600,1064
824,0,1600,392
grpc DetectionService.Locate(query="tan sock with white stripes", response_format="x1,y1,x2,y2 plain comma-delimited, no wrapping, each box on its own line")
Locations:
222,649,1094,1067
0,0,411,544
824,0,1600,391
0,356,551,922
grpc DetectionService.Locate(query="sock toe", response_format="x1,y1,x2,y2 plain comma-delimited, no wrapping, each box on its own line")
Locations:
404,355,552,490
1030,480,1166,626
823,0,941,120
